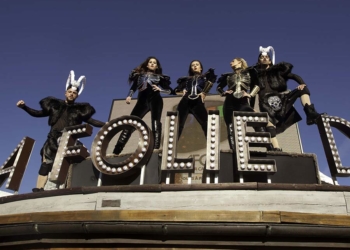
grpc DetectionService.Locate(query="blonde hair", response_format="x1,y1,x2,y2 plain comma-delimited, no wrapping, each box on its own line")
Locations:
233,57,248,69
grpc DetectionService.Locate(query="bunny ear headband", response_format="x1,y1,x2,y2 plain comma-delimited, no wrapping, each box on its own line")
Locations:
65,70,86,95
259,46,275,65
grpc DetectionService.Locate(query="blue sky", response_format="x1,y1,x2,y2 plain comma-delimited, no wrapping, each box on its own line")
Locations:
1,0,350,193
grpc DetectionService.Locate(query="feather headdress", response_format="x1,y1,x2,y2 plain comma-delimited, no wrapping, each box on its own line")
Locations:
259,46,275,65
65,70,86,95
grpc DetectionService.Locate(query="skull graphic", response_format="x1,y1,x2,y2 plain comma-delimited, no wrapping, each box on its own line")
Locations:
268,96,282,111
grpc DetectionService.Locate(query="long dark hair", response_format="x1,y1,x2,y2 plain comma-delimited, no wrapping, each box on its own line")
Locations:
188,60,203,76
128,56,163,84
134,56,163,75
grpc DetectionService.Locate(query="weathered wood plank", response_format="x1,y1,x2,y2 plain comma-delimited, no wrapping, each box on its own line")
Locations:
262,211,281,223
2,209,350,226
0,193,98,215
0,210,273,224
258,183,318,191
3,184,350,206
281,211,350,226
160,183,258,191
342,192,350,215
95,190,347,215
0,190,348,216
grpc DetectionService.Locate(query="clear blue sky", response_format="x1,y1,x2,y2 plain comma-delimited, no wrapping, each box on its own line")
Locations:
1,0,350,193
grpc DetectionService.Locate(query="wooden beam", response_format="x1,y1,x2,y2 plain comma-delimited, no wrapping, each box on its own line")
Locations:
0,210,282,224
281,211,350,226
1,209,350,226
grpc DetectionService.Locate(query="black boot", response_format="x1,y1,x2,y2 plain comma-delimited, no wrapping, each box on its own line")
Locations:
266,139,283,152
153,121,162,149
113,129,133,155
253,127,266,132
304,103,321,125
265,127,282,152
227,123,235,150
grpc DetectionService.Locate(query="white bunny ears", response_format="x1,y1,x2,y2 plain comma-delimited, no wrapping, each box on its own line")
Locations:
65,70,86,95
259,46,275,65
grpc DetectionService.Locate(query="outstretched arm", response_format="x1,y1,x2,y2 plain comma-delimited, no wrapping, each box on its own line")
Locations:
86,117,106,127
17,100,48,117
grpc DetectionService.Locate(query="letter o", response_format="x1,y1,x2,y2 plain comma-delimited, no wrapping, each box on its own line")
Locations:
91,115,154,178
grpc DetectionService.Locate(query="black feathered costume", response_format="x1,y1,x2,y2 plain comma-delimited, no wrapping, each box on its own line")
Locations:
249,62,316,134
21,96,104,175
174,69,217,138
113,71,172,154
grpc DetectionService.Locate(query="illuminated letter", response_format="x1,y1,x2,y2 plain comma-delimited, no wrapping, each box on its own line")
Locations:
90,115,154,177
233,111,276,182
0,137,35,192
317,114,350,184
161,111,194,184
205,110,221,183
49,124,92,184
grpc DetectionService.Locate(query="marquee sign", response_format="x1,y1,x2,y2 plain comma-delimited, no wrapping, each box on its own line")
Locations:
317,114,350,184
161,112,194,173
206,110,221,172
49,124,92,184
233,111,276,182
0,137,34,192
2,111,349,192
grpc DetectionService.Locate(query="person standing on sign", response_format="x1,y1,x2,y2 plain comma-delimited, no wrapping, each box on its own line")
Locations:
248,46,322,139
217,57,271,150
17,70,105,192
174,60,217,138
112,56,173,155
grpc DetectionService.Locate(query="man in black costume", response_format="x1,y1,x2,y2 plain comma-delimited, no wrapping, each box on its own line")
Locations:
17,70,105,192
249,46,321,139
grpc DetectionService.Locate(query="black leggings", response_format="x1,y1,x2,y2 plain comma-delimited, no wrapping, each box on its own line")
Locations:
130,88,163,123
114,88,164,152
223,95,254,126
177,95,208,138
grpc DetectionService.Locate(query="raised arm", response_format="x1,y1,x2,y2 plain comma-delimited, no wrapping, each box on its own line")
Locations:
17,100,48,117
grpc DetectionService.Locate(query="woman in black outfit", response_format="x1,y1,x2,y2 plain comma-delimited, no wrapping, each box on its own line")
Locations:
217,57,258,150
113,56,172,154
174,60,217,138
